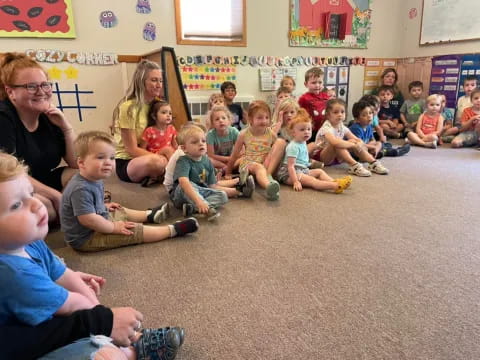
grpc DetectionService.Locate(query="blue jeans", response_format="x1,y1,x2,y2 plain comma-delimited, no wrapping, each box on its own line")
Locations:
38,336,115,360
171,183,228,211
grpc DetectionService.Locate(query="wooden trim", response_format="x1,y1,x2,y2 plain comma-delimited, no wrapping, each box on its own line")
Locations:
117,55,142,63
174,0,247,47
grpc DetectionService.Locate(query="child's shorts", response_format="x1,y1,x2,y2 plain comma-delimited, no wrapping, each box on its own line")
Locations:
276,164,309,183
76,208,144,252
38,335,117,360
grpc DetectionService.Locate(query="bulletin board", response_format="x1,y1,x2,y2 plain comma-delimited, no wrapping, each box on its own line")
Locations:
429,55,461,108
289,0,373,48
259,68,298,91
458,54,480,98
0,0,76,38
420,0,480,45
362,58,397,94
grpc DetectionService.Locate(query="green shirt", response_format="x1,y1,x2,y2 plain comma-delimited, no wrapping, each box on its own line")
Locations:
173,154,216,188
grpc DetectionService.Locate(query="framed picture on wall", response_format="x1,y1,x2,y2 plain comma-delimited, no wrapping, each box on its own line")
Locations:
0,0,76,38
289,0,372,48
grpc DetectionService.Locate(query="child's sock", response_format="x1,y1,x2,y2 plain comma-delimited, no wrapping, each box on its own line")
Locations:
146,203,170,223
168,218,199,237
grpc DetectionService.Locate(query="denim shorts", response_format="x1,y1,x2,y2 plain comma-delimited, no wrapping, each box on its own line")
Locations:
38,336,116,360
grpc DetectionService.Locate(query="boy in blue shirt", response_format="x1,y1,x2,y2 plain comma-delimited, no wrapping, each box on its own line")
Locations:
349,101,383,159
0,152,186,359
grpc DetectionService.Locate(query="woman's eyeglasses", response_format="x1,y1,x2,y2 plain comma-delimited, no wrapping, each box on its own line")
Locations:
9,82,53,93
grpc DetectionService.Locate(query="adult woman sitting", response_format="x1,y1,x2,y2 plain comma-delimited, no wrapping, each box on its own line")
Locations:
371,67,404,110
112,60,167,184
0,52,77,222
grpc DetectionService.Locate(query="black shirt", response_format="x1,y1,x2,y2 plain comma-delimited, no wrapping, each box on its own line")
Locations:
0,99,66,187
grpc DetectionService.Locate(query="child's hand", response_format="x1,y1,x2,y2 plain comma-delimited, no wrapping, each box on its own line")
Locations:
279,111,284,124
293,180,303,191
196,200,210,214
112,221,136,235
76,272,106,296
106,202,122,211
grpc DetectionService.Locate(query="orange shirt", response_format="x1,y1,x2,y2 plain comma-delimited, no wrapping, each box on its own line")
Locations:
461,107,480,131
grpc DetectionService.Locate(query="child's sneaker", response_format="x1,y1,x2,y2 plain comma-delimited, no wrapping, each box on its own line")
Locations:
348,162,371,177
334,175,353,194
425,140,437,149
173,217,199,236
442,135,455,143
147,202,170,223
265,180,280,201
368,160,389,175
206,207,220,221
397,143,411,156
237,175,255,198
135,327,183,360
182,203,194,217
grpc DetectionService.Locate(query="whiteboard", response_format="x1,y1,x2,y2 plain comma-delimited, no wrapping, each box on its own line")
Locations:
420,0,480,45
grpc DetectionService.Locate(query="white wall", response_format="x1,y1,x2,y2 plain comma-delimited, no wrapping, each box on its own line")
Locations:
0,0,404,131
399,0,480,57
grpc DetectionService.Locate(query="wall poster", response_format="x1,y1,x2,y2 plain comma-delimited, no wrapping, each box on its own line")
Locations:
289,0,372,48
0,0,75,38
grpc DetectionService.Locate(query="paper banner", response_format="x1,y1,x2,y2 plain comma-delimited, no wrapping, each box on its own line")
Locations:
181,65,237,91
0,0,76,38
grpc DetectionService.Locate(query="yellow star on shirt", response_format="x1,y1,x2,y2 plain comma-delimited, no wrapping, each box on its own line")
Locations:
64,66,79,79
47,66,63,80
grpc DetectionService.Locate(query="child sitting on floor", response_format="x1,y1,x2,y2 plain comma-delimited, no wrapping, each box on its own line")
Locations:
0,152,185,359
141,100,178,160
226,100,281,201
451,88,480,148
276,108,352,193
400,81,425,133
378,85,404,138
349,100,383,159
439,94,455,143
314,99,389,177
206,105,240,173
406,94,444,148
171,125,254,221
204,93,225,129
61,131,199,252
361,94,410,157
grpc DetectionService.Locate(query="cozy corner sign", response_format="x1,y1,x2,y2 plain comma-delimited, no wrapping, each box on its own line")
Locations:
289,0,372,48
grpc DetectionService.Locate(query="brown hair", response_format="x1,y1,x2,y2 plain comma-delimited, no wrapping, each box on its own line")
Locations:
408,81,423,91
247,100,271,125
377,85,395,96
325,99,346,115
147,99,170,127
276,86,291,97
280,75,296,88
0,152,28,182
0,52,46,100
304,67,324,82
288,108,311,131
74,131,115,159
470,88,480,100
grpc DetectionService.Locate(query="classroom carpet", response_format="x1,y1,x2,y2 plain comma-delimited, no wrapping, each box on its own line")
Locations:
50,145,480,360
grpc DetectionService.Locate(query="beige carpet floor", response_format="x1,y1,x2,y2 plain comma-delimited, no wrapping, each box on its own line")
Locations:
50,145,480,360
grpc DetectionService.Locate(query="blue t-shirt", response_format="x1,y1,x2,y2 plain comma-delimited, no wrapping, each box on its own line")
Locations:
282,141,310,168
61,173,108,248
0,240,67,326
372,114,379,127
349,123,374,143
206,127,239,156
